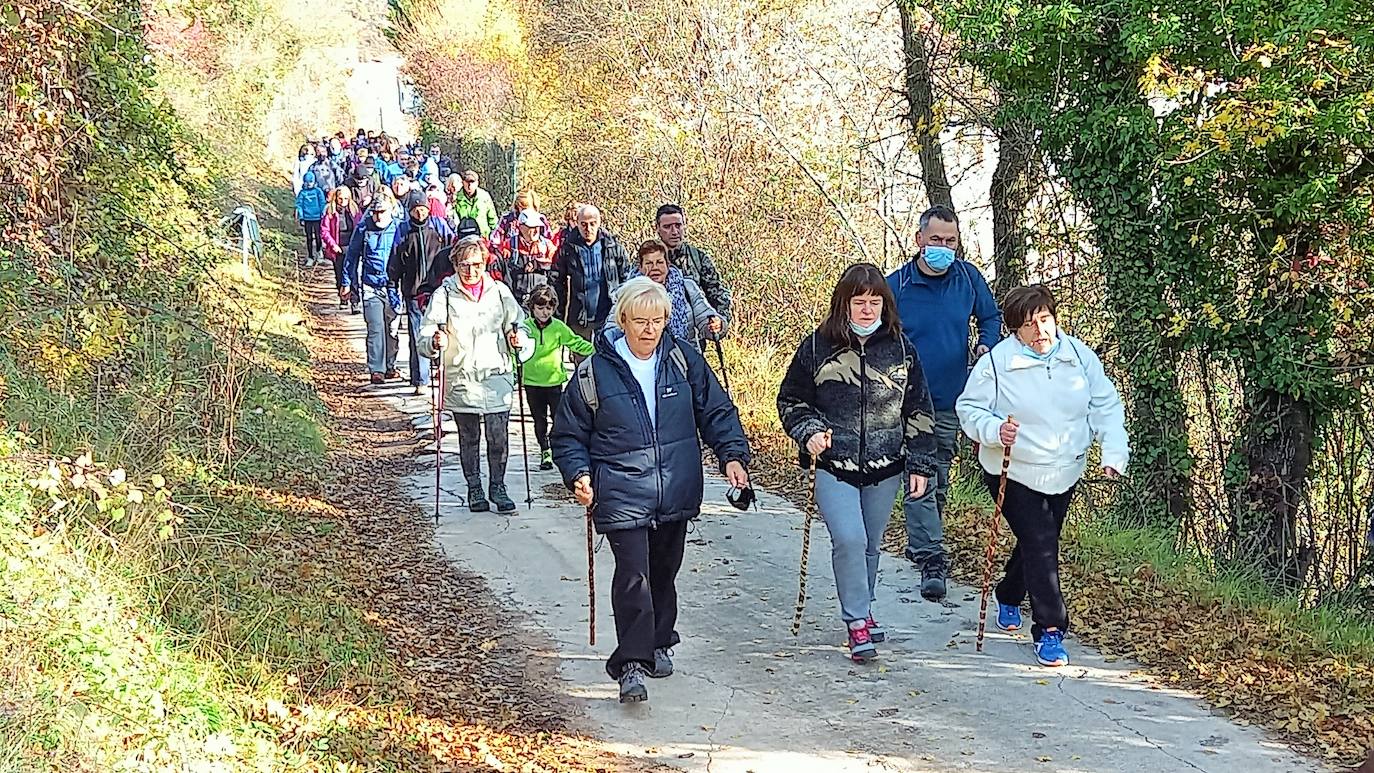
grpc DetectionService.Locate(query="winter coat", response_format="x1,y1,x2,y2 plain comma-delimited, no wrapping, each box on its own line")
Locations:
956,334,1129,495
321,205,361,257
388,216,454,299
450,188,499,236
501,235,556,304
521,317,594,387
378,160,405,185
777,327,939,488
419,157,441,189
417,275,524,414
550,229,629,327
668,242,733,322
347,171,379,210
342,213,400,291
295,178,327,222
550,328,751,534
886,259,1002,411
308,158,341,194
292,156,314,195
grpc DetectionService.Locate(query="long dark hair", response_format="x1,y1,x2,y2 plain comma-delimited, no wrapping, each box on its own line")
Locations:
817,262,903,346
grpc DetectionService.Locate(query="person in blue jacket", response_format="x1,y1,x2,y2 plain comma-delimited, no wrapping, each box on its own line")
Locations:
886,205,1002,601
551,276,751,705
294,171,327,267
342,196,403,384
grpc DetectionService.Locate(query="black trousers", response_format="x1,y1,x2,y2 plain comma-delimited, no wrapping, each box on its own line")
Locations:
524,385,562,451
302,219,322,262
984,473,1076,641
453,411,509,487
604,519,689,679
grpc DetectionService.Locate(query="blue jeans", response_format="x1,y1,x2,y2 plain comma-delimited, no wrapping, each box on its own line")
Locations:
903,408,961,563
361,285,398,375
406,297,431,386
814,470,901,623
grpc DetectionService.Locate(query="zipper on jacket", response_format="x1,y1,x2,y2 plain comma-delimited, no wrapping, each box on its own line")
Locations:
858,340,868,486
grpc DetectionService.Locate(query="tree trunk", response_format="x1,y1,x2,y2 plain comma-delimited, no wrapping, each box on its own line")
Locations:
1235,387,1317,588
988,121,1037,301
898,2,954,211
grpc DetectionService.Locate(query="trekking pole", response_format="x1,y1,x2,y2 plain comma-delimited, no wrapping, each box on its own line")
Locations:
432,345,446,525
712,336,731,395
512,324,532,509
585,502,596,646
792,430,829,637
976,415,1015,653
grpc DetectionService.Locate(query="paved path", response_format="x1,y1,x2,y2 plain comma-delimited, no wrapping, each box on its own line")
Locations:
324,297,1324,773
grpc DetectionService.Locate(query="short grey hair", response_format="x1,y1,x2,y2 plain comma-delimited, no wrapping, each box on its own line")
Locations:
918,205,959,232
577,203,602,220
614,276,671,328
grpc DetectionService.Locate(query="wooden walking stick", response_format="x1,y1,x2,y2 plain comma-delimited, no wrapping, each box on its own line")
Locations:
792,430,829,637
585,503,596,646
977,415,1015,653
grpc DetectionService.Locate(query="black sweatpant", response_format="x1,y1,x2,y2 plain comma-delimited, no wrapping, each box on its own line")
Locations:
453,411,509,488
524,385,562,451
984,473,1076,641
604,519,689,679
301,219,322,262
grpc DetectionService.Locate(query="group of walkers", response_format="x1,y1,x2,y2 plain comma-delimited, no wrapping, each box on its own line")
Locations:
294,132,1130,705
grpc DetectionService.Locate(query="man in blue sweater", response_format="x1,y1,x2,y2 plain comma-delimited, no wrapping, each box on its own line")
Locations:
888,205,1002,601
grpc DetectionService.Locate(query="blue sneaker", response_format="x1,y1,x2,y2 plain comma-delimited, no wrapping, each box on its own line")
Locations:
1035,630,1069,667
996,604,1022,632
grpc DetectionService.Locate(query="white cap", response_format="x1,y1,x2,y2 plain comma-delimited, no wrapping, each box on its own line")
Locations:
517,209,542,227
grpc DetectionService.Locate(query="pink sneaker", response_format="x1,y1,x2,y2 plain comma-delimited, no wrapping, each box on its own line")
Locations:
847,622,877,663
866,615,886,643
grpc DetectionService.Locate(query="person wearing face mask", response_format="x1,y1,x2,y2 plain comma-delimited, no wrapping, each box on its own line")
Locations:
956,284,1128,668
342,196,403,384
886,205,1002,602
776,263,938,664
519,285,594,470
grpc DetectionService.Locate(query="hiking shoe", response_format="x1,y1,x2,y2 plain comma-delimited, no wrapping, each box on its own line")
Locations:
920,553,948,602
1035,630,1069,667
650,647,674,678
412,385,422,396
350,302,360,315
847,623,877,663
539,449,553,471
467,483,489,512
369,372,384,385
619,663,649,703
866,615,885,643
489,482,516,513
997,603,1022,632
384,368,401,380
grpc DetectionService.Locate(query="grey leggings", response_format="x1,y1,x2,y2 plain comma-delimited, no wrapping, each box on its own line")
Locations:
453,411,509,487
814,470,901,624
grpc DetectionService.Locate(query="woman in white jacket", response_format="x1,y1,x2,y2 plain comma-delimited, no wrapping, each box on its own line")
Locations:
419,237,525,513
955,284,1128,668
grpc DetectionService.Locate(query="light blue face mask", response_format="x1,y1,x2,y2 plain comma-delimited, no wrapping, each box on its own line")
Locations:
923,245,956,272
850,318,883,337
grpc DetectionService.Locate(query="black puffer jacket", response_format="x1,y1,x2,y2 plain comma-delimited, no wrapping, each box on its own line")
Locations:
551,329,751,533
776,327,939,487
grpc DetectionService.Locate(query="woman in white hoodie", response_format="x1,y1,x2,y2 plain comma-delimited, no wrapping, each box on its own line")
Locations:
956,284,1128,668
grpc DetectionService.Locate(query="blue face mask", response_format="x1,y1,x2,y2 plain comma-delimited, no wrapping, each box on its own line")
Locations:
850,318,883,337
923,245,956,272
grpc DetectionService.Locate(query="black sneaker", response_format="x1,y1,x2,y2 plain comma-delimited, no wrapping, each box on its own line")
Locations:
489,482,516,513
350,302,360,315
650,647,674,678
467,483,489,512
921,553,948,602
619,663,649,703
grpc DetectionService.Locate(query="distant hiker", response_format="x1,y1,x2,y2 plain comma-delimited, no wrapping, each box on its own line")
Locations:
327,137,349,182
520,285,593,471
425,183,447,222
294,171,327,267
956,284,1128,668
342,196,402,384
550,276,751,703
389,191,455,395
308,144,342,193
549,204,629,344
499,208,557,305
886,204,1002,602
776,263,938,663
553,201,580,250
292,143,314,195
377,148,405,185
654,204,733,324
450,170,499,236
389,175,413,206
418,237,525,514
624,239,725,351
321,186,362,311
493,189,553,256
347,160,380,211
420,144,442,189
443,174,463,227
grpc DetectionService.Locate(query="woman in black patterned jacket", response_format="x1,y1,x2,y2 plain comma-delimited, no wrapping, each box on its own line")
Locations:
776,262,939,663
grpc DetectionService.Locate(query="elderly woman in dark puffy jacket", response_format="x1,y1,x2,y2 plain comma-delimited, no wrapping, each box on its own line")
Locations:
551,276,751,705
776,262,939,664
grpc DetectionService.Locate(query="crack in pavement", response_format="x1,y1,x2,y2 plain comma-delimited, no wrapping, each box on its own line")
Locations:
704,682,739,773
1056,672,1212,773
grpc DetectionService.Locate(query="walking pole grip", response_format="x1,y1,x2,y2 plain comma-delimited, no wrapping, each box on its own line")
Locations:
977,415,1015,653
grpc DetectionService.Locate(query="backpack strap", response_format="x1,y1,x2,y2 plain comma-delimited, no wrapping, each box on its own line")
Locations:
575,356,599,414
668,342,688,380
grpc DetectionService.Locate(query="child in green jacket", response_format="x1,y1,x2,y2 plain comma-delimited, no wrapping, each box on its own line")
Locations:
521,285,594,469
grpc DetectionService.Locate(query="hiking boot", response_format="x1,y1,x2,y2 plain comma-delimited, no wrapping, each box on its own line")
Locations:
384,368,401,380
920,553,948,602
619,663,649,703
350,302,360,315
369,372,384,385
539,449,553,471
489,482,516,513
847,622,877,663
866,615,886,643
650,647,674,678
467,483,489,512
1035,630,1069,667
997,603,1023,632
